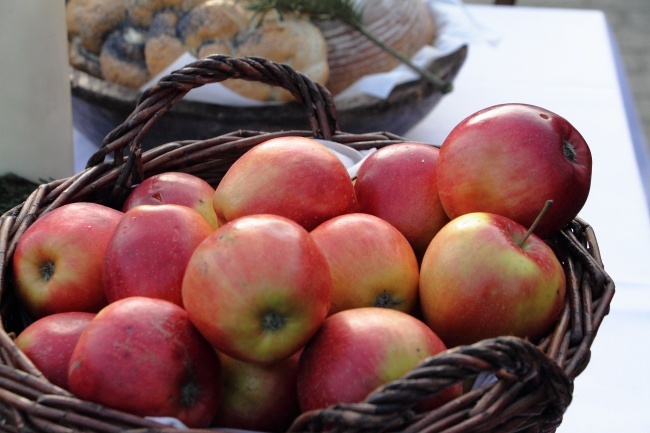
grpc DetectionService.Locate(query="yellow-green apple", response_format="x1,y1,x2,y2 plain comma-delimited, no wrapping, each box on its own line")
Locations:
12,202,122,318
67,296,221,428
297,307,460,412
419,212,566,348
103,204,213,306
213,136,357,231
213,351,301,432
310,213,419,315
354,142,449,258
182,214,331,364
437,103,592,239
14,312,95,390
122,171,219,229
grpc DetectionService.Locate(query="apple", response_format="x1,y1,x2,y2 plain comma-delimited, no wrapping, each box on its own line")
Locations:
437,103,592,239
310,213,419,315
213,351,301,432
182,214,332,364
14,312,95,390
103,204,213,306
213,136,357,231
67,296,221,428
12,202,122,318
297,307,460,412
418,211,566,348
122,171,219,229
354,142,449,258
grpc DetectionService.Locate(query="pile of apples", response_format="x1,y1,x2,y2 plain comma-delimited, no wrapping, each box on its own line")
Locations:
10,103,592,431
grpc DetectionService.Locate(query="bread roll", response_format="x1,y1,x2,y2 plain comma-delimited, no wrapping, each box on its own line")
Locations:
223,10,330,101
127,0,208,27
145,11,186,76
177,0,248,56
67,0,129,54
100,26,150,88
317,0,436,95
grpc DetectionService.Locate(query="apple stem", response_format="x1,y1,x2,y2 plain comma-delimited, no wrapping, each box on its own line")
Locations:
517,200,553,247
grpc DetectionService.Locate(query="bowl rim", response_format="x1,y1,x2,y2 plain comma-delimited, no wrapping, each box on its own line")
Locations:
69,45,469,115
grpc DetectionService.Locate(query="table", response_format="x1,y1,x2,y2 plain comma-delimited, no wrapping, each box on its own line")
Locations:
405,4,650,432
73,4,650,432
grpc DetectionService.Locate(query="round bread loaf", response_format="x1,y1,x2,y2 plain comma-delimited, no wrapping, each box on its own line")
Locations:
316,0,436,95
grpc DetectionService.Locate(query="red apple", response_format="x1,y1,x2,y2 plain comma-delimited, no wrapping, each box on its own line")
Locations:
297,307,459,413
354,142,449,258
67,296,221,428
103,204,213,306
14,312,95,390
213,136,357,231
310,213,419,315
418,212,566,348
122,171,219,229
437,103,592,239
12,202,122,318
213,351,301,432
182,214,332,364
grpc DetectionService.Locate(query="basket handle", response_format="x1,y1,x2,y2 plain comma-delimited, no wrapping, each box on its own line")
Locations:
85,55,339,169
289,336,573,432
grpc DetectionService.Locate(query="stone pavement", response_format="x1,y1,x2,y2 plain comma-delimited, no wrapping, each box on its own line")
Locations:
465,0,650,154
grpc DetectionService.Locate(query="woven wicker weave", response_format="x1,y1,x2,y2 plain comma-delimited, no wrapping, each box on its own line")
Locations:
0,55,614,433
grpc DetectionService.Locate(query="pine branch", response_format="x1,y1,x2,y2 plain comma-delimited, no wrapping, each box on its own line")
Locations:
240,0,452,93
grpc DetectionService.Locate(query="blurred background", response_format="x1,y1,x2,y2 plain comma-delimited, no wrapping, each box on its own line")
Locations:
466,0,650,153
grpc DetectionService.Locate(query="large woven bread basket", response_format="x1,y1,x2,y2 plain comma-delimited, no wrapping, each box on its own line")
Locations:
0,55,614,433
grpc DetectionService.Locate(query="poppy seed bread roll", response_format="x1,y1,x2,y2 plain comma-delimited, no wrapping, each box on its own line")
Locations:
67,0,129,54
145,11,186,76
177,0,248,57
127,0,207,28
100,26,150,88
219,10,330,102
69,35,102,78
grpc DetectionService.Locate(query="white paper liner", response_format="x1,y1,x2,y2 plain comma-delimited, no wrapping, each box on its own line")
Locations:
139,0,500,107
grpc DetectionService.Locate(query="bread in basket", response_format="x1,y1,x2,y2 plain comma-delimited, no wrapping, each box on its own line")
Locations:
0,55,614,432
66,0,467,150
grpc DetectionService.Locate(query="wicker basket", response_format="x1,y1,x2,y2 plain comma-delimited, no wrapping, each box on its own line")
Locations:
0,55,614,433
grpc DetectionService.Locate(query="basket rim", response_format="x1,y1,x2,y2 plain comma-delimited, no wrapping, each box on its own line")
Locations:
0,212,616,433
